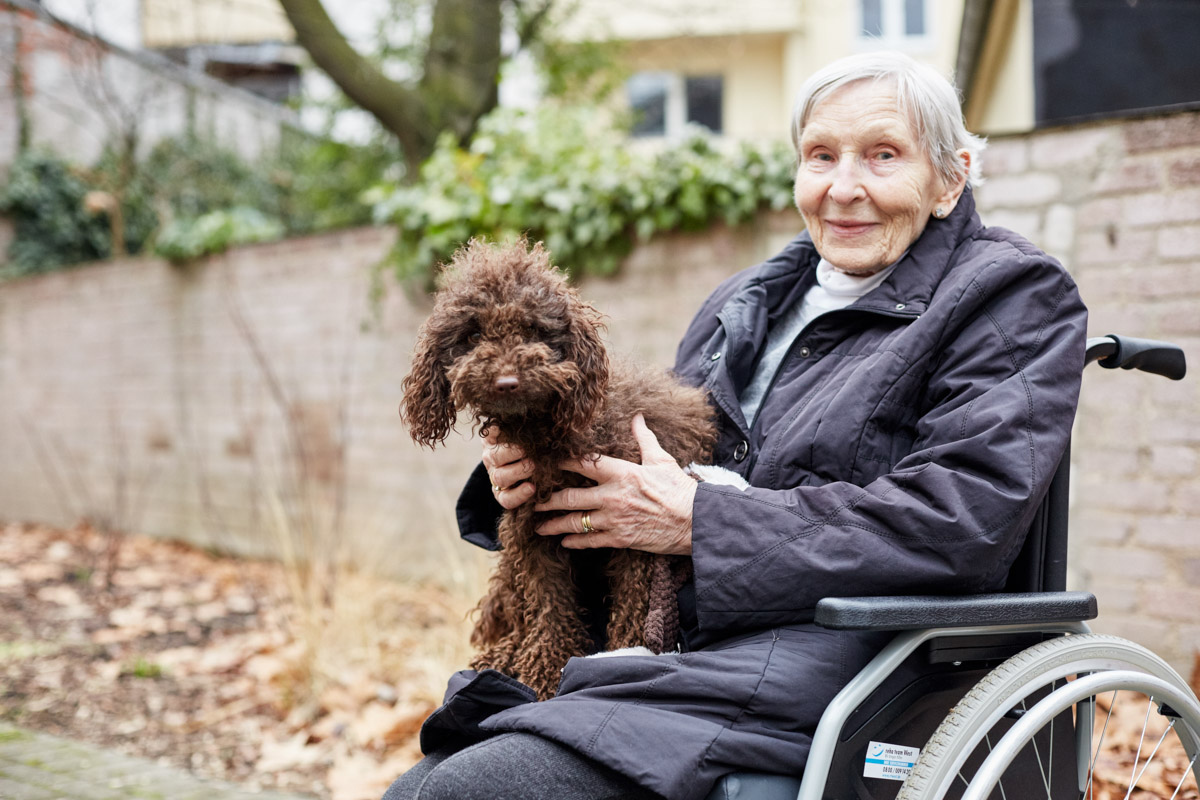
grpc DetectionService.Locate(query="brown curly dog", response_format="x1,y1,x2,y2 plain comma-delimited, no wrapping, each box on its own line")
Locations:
401,239,717,699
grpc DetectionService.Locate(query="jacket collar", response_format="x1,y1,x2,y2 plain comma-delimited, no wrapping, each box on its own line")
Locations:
852,188,983,317
708,190,983,425
715,235,818,392
719,187,982,335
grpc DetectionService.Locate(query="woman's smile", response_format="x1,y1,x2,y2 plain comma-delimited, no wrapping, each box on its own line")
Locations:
825,219,879,236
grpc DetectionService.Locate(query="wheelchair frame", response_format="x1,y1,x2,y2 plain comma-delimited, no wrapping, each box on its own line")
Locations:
710,335,1200,800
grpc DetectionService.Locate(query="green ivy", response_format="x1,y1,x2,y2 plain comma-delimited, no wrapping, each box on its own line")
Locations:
0,135,390,276
272,134,400,234
369,106,797,285
0,150,155,278
141,137,282,222
140,134,390,262
155,207,286,264
2,109,797,281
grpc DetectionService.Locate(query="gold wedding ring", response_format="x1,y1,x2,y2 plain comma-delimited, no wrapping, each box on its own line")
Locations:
581,513,595,534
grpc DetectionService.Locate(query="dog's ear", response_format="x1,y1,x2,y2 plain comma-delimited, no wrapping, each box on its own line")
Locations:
553,297,610,439
400,318,458,448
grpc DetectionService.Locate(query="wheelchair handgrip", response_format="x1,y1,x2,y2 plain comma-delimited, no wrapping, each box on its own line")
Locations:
1086,334,1186,380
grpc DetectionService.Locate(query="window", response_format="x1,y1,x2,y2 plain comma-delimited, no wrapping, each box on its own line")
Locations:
628,73,670,137
685,76,723,133
628,72,724,138
859,0,929,46
861,0,883,37
904,0,926,36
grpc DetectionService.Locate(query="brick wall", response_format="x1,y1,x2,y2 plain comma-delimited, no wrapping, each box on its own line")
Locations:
0,215,795,586
0,107,1196,674
973,108,1200,673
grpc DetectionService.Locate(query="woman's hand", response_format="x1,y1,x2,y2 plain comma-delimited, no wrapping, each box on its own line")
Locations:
534,414,696,555
482,428,537,509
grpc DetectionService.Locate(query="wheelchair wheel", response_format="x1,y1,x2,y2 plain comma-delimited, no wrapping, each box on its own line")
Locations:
896,633,1200,800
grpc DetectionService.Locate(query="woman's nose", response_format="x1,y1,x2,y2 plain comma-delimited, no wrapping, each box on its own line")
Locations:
828,159,865,204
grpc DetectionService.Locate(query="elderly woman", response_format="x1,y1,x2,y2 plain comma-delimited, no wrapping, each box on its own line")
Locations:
384,50,1087,800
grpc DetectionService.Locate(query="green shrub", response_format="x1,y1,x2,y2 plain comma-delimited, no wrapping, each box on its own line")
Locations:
0,135,392,274
2,111,796,280
370,106,797,284
0,150,155,278
273,134,399,233
155,207,285,263
142,137,282,221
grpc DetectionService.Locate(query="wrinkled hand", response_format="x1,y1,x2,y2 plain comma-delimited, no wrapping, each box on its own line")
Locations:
534,414,695,555
482,428,536,509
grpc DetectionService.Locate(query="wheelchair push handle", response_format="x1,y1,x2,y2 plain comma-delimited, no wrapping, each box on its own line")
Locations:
1085,334,1186,380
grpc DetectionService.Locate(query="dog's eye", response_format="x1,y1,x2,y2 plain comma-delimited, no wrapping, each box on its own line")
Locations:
468,332,482,344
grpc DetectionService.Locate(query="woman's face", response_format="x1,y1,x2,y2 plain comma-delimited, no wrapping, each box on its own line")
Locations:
793,79,966,274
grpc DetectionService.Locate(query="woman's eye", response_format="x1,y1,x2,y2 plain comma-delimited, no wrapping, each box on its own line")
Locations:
468,332,482,344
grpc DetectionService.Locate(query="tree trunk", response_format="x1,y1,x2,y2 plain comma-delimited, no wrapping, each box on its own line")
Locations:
420,0,503,145
278,0,507,174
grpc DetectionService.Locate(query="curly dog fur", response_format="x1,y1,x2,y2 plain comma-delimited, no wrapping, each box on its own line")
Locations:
401,239,717,699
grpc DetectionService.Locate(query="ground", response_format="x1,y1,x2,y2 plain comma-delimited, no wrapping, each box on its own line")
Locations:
0,521,477,800
1,521,1197,799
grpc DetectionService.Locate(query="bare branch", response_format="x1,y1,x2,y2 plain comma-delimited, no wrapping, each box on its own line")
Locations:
20,416,82,524
513,0,555,49
279,0,430,165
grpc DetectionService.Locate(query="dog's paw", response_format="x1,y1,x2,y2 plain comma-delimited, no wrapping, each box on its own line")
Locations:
686,463,750,490
585,646,657,659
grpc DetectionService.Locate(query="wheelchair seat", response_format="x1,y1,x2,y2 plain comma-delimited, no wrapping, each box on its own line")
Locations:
704,335,1199,800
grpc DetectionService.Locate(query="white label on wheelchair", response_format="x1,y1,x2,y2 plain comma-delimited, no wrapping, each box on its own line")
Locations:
863,741,919,780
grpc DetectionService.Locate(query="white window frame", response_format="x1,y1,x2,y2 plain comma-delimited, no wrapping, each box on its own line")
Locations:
627,71,723,140
856,0,934,53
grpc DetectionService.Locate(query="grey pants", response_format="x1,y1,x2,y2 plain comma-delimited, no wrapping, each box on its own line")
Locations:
381,732,663,800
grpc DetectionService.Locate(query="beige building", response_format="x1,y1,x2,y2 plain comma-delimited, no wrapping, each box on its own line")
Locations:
956,0,1200,136
560,0,969,143
140,0,290,47
954,0,1034,134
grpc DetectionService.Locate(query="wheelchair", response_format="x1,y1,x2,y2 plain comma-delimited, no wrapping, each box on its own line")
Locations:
707,334,1200,800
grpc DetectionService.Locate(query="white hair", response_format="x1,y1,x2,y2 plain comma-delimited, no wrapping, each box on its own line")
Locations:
790,51,986,189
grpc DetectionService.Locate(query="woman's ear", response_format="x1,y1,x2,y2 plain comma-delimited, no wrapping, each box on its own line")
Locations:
933,149,971,218
400,321,458,448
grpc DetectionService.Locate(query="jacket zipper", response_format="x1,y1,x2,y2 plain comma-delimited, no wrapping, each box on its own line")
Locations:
741,305,920,476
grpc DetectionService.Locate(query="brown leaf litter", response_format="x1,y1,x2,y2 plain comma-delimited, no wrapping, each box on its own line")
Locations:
2,521,1198,799
0,521,477,800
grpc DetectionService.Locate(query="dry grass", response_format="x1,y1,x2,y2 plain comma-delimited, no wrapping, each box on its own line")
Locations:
258,462,489,712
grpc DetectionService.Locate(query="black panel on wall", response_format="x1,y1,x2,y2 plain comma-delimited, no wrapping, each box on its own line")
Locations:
1033,0,1200,125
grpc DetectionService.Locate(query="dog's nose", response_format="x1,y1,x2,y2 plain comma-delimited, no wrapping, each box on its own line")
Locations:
494,375,520,393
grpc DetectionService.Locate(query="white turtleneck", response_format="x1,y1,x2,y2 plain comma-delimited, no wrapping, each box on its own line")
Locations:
738,258,898,428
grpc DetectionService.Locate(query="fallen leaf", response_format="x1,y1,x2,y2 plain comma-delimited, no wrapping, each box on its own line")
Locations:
257,732,329,772
327,751,395,800
350,701,432,749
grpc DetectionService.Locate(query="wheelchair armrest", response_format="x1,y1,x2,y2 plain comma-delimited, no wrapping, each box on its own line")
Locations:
813,591,1098,631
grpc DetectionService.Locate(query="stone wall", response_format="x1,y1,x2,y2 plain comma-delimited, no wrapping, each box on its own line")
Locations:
0,106,1197,673
973,109,1200,672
